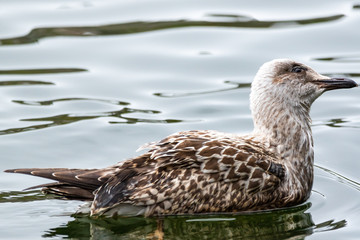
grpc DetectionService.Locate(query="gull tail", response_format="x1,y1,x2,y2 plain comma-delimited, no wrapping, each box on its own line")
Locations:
4,168,115,200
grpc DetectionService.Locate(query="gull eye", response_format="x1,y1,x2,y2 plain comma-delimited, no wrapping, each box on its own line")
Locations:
291,66,306,73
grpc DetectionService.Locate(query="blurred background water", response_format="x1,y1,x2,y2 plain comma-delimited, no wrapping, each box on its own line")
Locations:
0,0,360,239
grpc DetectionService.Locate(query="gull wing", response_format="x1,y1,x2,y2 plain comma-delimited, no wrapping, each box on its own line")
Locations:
92,130,285,216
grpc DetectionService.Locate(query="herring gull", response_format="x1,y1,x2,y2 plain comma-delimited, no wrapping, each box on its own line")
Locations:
5,59,357,217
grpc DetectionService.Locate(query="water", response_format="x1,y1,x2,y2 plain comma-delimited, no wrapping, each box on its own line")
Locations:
0,0,360,239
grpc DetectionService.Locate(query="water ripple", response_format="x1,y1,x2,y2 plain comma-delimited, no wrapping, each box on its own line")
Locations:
0,68,87,74
313,118,360,129
314,219,347,233
0,80,54,86
13,98,130,106
313,55,360,63
315,165,360,192
0,14,344,46
0,107,184,136
0,190,48,203
154,80,250,98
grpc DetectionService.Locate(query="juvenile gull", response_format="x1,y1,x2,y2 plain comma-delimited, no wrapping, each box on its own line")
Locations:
5,59,357,217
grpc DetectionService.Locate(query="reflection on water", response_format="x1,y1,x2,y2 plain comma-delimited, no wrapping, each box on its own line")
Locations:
0,106,184,136
0,68,87,74
313,118,360,129
0,190,50,203
323,119,349,128
0,14,344,45
13,97,130,106
154,80,251,98
0,80,54,86
38,203,346,240
2,80,249,136
313,55,360,63
313,118,348,128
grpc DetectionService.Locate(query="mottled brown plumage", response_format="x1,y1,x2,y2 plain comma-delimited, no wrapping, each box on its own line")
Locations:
5,59,357,217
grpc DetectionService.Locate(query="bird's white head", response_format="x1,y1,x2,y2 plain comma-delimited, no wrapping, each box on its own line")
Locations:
251,59,357,111
250,59,357,137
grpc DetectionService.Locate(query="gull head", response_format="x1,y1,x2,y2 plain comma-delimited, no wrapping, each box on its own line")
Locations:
250,59,357,114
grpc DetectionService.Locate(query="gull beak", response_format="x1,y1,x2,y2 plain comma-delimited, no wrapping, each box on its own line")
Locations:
314,77,358,91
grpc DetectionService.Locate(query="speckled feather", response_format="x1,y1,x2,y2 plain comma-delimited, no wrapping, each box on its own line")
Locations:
5,59,357,217
91,130,286,216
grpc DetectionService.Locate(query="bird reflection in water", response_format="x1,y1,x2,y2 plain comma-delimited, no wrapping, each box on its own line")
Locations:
43,203,345,240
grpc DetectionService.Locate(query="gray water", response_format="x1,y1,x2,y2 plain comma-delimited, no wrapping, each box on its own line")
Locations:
0,0,360,239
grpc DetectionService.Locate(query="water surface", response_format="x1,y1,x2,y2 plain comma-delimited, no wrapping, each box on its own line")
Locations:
1,0,360,239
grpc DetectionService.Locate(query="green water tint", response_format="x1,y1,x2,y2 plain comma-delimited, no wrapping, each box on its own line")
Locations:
0,190,322,239
0,80,248,135
0,106,184,136
0,190,50,203
39,203,345,239
0,14,344,46
0,80,54,86
0,68,87,74
313,56,360,63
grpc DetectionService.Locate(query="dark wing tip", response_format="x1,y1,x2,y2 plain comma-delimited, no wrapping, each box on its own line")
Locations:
4,168,37,174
